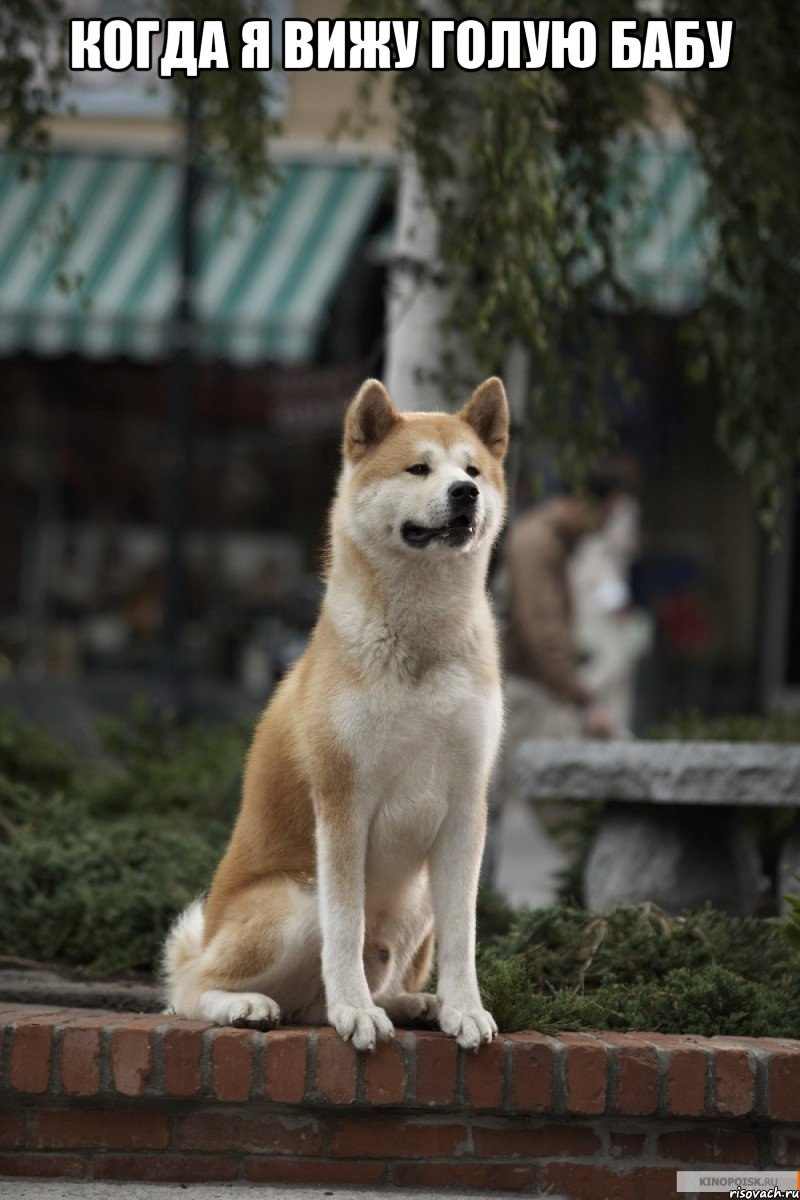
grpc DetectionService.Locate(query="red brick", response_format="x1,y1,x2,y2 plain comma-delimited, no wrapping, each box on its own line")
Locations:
161,1022,207,1097
473,1121,600,1159
666,1044,708,1117
414,1031,458,1106
543,1163,678,1200
771,1130,800,1166
0,1107,25,1148
61,1012,121,1032
111,1024,155,1096
263,1028,308,1103
562,1033,606,1116
541,1163,640,1200
244,1158,387,1185
211,1027,254,1101
623,1027,705,1118
769,1048,800,1122
641,1166,683,1200
95,1154,239,1183
31,1109,169,1151
0,1153,86,1178
10,1016,62,1093
464,1035,505,1109
713,1047,755,1117
60,1026,103,1097
658,1127,758,1165
177,1110,322,1156
609,1130,648,1159
329,1115,467,1159
363,1034,407,1105
61,1007,145,1032
713,1035,792,1051
314,1028,358,1104
393,1161,538,1190
508,1033,555,1113
603,1034,658,1116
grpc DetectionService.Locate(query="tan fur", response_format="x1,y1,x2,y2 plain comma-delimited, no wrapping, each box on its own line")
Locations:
403,928,436,993
164,377,509,1050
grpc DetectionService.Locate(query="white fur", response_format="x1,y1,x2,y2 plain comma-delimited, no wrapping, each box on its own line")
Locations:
199,990,281,1027
314,430,504,1048
163,397,506,1051
161,898,204,994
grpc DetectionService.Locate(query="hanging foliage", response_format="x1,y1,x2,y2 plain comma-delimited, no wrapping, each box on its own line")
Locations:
1,0,278,194
4,1,800,516
162,0,280,196
351,0,800,520
673,0,800,528
0,0,66,165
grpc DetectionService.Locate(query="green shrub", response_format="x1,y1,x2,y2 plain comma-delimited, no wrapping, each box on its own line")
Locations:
478,958,799,1040
0,707,74,791
90,697,248,820
2,705,800,1038
0,701,246,975
648,706,800,743
475,902,800,1037
493,903,795,990
0,810,226,974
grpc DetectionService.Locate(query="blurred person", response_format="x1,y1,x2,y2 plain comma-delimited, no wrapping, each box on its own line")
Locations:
570,464,653,733
489,469,628,908
503,469,627,744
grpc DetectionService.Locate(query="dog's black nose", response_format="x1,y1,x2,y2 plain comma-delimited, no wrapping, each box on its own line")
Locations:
448,480,479,508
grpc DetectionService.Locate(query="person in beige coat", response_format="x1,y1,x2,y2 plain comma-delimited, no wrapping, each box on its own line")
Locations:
490,475,627,906
570,493,652,732
504,476,625,744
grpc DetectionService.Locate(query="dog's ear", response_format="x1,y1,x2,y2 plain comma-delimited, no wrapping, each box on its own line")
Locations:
344,379,400,462
459,377,509,460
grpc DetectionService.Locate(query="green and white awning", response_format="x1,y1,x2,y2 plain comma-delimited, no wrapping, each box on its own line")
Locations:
0,135,708,362
610,133,712,313
0,151,389,363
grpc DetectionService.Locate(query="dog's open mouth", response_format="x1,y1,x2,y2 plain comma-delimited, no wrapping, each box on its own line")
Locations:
401,513,476,548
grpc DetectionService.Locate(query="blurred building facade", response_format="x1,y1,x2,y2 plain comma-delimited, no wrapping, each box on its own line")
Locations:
0,7,793,724
0,0,398,700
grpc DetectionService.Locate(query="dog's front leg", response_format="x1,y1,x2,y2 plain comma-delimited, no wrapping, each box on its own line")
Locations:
316,809,394,1051
428,795,497,1050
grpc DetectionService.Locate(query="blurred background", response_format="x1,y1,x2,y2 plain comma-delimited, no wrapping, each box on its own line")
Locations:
1,2,800,997
0,1,797,743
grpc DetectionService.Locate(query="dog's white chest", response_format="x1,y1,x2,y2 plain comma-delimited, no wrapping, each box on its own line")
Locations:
332,662,501,887
335,661,496,778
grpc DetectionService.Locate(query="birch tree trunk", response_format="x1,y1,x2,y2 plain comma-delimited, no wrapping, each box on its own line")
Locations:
383,150,452,412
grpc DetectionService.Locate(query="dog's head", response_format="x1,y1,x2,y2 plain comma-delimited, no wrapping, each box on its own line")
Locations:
336,377,509,562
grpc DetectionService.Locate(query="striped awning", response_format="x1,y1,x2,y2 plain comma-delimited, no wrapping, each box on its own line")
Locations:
610,133,712,313
0,151,389,364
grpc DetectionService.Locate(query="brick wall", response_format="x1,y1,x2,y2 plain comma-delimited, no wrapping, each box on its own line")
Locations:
1,1003,799,1197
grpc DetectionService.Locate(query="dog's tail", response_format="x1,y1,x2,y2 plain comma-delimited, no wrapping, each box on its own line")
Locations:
161,898,206,1014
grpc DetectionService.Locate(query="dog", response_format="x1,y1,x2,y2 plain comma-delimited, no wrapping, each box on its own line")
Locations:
163,376,509,1051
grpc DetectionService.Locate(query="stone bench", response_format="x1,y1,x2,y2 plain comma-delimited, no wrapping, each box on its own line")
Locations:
516,740,800,914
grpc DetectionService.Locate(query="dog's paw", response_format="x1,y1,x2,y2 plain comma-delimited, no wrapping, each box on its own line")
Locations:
438,1001,497,1050
329,1003,394,1051
384,992,440,1025
199,989,281,1029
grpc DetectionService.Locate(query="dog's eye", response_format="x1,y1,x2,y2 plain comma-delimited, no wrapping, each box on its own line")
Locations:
406,463,430,476
466,465,480,478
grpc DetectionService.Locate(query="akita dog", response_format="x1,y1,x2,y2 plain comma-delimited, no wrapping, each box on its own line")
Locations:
163,376,509,1051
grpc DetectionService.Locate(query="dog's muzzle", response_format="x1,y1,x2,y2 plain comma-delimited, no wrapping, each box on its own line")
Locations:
401,482,480,548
